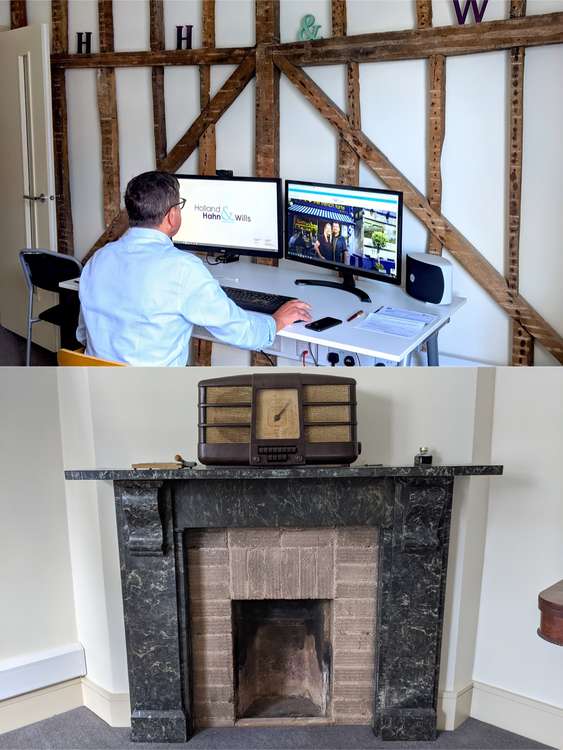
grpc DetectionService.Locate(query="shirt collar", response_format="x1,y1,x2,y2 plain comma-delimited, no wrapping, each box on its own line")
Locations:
124,227,174,246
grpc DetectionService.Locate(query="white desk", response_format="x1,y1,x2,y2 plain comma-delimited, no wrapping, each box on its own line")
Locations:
60,259,465,366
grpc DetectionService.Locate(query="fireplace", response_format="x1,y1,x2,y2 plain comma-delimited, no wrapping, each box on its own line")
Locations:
65,464,503,742
186,526,378,728
233,599,331,720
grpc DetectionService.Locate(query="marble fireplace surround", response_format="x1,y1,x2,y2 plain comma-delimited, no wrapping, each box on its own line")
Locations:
65,464,502,744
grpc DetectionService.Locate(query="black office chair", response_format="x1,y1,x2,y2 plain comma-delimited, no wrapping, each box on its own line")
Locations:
19,249,82,366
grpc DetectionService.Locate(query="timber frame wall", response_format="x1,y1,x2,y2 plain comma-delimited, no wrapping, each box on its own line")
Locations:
11,0,563,365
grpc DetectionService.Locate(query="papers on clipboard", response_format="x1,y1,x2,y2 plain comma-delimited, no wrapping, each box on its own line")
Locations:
356,306,438,338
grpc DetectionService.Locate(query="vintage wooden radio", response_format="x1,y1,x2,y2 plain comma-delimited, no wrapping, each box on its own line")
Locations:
198,373,360,466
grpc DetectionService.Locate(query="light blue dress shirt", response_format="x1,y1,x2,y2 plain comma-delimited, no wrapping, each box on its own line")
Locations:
77,227,276,366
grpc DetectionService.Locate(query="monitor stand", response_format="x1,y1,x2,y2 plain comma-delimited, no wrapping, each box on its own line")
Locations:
295,269,372,303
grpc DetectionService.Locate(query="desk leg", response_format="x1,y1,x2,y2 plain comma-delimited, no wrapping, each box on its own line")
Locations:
426,333,439,367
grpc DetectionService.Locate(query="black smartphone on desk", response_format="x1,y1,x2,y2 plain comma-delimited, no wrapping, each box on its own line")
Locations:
305,317,342,332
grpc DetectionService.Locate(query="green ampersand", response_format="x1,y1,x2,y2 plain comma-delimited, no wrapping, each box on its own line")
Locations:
297,14,321,41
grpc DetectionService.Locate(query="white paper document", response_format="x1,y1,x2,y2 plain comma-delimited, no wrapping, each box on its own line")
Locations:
356,306,438,338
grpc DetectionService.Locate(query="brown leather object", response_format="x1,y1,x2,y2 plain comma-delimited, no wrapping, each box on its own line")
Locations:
538,579,563,646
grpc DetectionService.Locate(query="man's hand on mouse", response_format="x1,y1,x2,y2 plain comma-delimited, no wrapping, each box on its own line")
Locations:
273,300,313,331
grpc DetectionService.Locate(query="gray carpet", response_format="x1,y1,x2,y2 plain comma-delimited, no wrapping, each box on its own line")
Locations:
0,708,553,750
0,325,56,366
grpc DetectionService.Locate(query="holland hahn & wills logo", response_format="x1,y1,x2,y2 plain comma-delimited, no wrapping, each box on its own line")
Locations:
193,204,251,223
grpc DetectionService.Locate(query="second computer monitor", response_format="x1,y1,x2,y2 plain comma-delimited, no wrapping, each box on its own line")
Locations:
285,180,403,286
174,174,282,260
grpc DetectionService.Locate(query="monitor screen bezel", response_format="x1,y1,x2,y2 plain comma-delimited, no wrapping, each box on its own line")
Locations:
284,179,403,287
173,173,283,260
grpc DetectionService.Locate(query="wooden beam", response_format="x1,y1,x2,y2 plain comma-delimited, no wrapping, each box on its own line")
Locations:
51,1,74,255
426,54,445,255
415,0,432,28
83,54,257,261
254,0,280,275
149,0,167,170
332,0,360,186
191,338,213,366
271,12,563,66
97,0,121,228
255,0,280,179
192,0,217,366
10,0,27,28
275,55,563,363
507,0,534,365
416,1,445,255
160,53,255,172
51,47,252,69
251,351,275,367
199,0,216,176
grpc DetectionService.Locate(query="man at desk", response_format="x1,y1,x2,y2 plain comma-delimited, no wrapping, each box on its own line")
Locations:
78,171,311,366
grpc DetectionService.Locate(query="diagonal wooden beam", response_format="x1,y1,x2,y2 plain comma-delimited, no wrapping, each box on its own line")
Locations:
160,53,255,172
51,0,74,255
149,0,167,170
332,0,360,186
10,0,27,28
83,53,257,261
199,0,216,176
97,0,121,228
271,12,563,66
507,0,534,366
274,55,563,363
416,0,445,256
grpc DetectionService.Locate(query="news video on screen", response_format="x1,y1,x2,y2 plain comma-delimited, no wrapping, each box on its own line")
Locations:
285,181,402,280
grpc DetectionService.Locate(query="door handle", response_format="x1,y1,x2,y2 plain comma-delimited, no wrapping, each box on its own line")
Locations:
23,193,55,203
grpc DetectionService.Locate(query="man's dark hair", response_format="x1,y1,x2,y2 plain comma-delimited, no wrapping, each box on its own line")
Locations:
124,171,180,227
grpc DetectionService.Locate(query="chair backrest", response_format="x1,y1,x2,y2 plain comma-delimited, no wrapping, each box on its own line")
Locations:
19,249,82,293
57,348,126,367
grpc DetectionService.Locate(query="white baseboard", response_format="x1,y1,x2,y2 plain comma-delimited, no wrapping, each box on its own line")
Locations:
0,678,83,735
472,680,563,750
0,643,86,701
81,677,130,727
438,683,473,731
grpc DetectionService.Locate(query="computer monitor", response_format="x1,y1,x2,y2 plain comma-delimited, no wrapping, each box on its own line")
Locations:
174,174,282,261
285,180,403,302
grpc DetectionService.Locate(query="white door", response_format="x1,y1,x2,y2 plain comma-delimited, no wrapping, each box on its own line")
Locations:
0,24,58,348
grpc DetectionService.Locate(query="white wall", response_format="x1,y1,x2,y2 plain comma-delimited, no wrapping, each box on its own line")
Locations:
1,0,561,364
0,369,77,664
472,367,563,738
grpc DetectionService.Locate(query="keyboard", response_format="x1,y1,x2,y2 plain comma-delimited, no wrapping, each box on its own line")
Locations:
221,286,295,315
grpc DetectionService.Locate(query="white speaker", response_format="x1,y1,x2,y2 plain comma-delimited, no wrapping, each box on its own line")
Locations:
406,252,453,305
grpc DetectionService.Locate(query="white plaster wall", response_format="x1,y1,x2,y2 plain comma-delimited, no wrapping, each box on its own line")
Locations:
57,365,494,707
0,369,77,663
1,0,562,364
473,367,563,706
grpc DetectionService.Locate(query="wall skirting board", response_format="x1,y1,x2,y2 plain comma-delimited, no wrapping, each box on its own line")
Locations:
0,642,86,734
471,681,563,750
0,678,83,734
2,673,562,744
438,684,474,731
81,678,130,728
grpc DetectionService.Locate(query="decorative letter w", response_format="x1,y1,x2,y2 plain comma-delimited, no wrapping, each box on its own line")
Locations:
452,0,489,24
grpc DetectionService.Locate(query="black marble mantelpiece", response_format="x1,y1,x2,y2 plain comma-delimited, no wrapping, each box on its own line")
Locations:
65,464,502,743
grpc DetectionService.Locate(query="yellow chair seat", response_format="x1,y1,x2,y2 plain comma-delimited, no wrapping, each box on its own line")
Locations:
57,348,126,367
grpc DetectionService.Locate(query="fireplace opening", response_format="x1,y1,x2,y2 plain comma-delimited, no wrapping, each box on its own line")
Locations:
232,599,332,720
